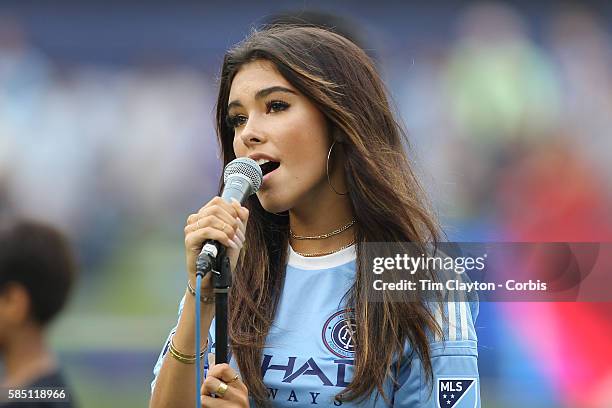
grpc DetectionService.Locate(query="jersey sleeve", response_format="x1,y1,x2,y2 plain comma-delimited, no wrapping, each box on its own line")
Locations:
391,298,481,408
150,295,186,394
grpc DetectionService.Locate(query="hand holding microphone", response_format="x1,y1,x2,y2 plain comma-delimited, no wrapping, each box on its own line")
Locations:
183,158,262,289
184,197,248,289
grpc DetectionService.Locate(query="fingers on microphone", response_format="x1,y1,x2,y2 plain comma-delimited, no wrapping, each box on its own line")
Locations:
235,219,245,242
228,238,239,249
230,198,249,222
206,196,240,219
185,213,202,231
240,206,249,222
231,233,242,249
205,205,239,228
185,226,234,249
199,208,239,232
186,213,198,225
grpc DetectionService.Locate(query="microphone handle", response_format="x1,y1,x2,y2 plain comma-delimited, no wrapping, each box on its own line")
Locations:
196,174,254,273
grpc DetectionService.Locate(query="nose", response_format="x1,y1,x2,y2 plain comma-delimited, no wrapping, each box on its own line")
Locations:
240,116,266,147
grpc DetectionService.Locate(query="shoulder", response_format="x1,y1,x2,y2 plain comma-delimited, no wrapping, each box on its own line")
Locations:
392,293,480,407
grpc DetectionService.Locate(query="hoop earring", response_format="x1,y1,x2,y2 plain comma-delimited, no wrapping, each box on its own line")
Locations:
327,140,348,196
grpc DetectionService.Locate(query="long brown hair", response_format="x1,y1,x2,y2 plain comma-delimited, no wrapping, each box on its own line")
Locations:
215,26,443,406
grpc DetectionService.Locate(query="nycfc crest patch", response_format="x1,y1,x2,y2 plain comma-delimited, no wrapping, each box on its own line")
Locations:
437,378,478,408
322,309,356,358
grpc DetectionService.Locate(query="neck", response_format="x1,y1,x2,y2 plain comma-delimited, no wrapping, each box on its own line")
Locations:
289,191,355,255
0,323,56,387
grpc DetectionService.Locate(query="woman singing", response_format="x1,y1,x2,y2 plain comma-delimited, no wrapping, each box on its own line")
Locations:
150,25,480,408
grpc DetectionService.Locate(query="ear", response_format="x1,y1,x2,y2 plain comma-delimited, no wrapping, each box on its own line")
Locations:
0,283,31,325
333,129,344,144
326,120,344,144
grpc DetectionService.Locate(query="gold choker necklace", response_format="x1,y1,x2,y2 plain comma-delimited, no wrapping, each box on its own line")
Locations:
290,219,355,240
293,240,355,257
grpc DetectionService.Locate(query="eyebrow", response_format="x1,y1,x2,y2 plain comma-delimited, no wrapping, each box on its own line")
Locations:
228,86,297,110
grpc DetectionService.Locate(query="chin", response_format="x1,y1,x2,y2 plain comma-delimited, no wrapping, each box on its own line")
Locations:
256,193,292,215
260,201,291,215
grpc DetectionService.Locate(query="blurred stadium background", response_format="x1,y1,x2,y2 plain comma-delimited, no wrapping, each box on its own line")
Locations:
1,1,611,407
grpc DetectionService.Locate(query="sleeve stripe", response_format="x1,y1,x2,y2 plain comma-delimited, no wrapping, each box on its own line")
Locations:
459,301,468,341
434,303,443,342
429,289,478,343
447,295,457,341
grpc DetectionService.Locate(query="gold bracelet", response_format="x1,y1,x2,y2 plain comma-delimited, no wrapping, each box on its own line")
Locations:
168,336,206,364
187,280,215,303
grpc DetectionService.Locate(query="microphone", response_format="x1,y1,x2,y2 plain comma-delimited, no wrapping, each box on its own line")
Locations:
196,157,262,274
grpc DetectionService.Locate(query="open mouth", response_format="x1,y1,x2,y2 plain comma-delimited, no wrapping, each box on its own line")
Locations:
260,161,280,177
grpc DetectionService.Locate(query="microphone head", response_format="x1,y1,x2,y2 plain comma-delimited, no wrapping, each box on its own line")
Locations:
223,157,263,194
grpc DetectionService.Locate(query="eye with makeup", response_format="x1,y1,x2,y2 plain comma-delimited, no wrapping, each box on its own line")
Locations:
265,100,290,114
225,114,247,129
225,100,290,129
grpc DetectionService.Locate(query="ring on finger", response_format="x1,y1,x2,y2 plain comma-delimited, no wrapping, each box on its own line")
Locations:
221,222,227,232
215,381,228,397
227,374,240,384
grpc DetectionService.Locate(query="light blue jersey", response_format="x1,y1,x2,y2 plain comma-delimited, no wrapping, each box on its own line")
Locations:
152,245,480,407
